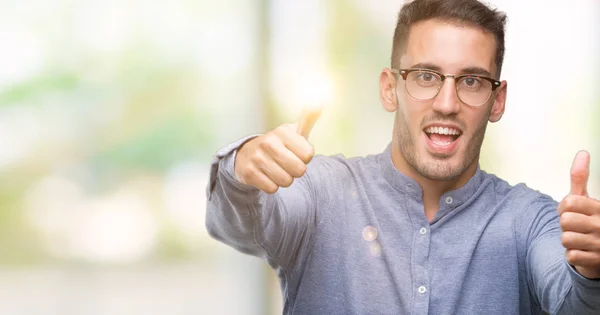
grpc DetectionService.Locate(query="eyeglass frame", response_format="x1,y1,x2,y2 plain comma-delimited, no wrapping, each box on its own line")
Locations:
389,68,502,106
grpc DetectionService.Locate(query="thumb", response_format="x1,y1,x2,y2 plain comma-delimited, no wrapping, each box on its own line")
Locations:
570,150,590,197
296,104,324,138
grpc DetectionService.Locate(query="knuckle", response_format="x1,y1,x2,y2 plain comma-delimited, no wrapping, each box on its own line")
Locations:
566,250,579,264
559,212,573,229
275,168,294,187
248,155,261,168
250,151,267,167
307,145,315,158
300,146,315,163
259,135,278,151
564,195,577,210
571,171,586,181
287,161,307,178
280,176,294,188
563,197,572,210
593,239,600,252
561,233,570,248
240,165,255,181
244,168,262,186
263,183,279,194
593,219,600,232
295,163,308,177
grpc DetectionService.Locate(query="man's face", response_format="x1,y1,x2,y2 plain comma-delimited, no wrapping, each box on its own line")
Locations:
390,19,506,181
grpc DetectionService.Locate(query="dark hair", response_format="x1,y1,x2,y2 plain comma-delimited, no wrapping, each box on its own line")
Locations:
391,0,507,78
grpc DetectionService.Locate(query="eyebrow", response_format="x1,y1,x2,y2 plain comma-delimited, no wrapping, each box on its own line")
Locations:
461,67,493,77
409,63,493,78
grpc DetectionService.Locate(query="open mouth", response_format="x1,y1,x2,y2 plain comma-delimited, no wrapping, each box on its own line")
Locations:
424,126,462,146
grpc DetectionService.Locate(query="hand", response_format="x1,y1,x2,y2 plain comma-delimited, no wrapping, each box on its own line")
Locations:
233,105,323,194
558,150,600,279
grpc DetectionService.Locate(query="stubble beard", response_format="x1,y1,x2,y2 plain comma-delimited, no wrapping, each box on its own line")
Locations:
395,110,488,181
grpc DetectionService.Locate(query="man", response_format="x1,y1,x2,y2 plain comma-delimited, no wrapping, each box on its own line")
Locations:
205,0,600,313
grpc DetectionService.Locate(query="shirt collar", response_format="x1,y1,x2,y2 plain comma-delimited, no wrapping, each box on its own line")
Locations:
379,143,484,208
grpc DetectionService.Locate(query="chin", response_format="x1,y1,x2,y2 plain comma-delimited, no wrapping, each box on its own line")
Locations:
415,152,466,181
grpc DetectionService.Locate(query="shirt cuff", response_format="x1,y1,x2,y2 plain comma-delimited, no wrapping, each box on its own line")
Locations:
206,135,261,199
566,260,600,289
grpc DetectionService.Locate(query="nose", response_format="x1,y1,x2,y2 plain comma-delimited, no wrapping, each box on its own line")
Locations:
431,78,460,115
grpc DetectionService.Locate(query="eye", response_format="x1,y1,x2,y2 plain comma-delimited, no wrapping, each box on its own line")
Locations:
460,77,483,90
418,72,435,82
412,71,440,87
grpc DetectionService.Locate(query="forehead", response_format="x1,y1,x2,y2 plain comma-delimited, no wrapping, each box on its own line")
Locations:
400,19,497,75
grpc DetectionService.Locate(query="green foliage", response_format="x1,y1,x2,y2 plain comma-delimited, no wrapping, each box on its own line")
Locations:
0,42,217,263
0,72,80,107
92,112,213,174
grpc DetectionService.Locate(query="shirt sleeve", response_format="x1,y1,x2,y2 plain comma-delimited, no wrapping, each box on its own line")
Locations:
519,195,600,314
205,135,332,271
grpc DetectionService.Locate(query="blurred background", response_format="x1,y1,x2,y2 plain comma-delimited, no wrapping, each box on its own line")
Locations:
0,0,598,314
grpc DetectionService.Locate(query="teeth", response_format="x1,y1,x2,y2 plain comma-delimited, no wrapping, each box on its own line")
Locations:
425,126,461,135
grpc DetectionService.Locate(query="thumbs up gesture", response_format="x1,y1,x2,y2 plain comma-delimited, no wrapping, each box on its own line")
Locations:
233,104,324,194
558,151,600,279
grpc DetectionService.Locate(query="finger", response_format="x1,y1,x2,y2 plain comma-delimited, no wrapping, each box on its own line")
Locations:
560,211,599,234
558,195,599,216
275,125,315,164
565,249,600,269
570,150,590,197
296,104,324,138
286,137,315,165
254,152,294,188
561,231,600,252
260,139,307,178
243,165,279,194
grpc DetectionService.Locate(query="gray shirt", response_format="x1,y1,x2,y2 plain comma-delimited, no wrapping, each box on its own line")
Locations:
205,137,600,314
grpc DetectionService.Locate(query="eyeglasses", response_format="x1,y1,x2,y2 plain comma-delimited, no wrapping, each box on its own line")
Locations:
390,68,501,107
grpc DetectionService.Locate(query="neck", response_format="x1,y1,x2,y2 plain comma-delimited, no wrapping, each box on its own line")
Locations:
390,141,478,221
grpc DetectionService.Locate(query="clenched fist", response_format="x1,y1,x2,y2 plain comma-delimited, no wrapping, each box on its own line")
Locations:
234,106,323,194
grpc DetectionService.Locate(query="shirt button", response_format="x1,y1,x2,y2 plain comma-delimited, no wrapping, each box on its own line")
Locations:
445,196,453,205
419,227,427,235
418,286,427,294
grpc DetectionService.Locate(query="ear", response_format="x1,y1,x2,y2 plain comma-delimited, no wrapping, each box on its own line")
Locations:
380,69,398,112
489,80,507,123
